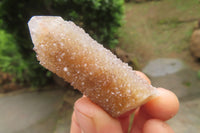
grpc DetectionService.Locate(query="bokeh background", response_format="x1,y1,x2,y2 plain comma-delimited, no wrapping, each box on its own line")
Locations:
0,0,200,133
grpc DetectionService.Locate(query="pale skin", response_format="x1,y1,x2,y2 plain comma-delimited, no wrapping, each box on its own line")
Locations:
70,71,179,133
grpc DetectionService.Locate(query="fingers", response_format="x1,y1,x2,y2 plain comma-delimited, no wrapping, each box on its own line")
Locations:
141,88,179,121
143,119,174,133
130,108,149,133
118,115,130,133
70,97,123,133
118,110,134,133
130,87,179,133
136,71,179,121
129,72,179,133
70,112,82,133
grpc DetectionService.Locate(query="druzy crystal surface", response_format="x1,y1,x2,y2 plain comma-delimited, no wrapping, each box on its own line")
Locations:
28,16,157,117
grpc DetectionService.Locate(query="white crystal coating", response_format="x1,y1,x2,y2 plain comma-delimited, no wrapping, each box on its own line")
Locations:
28,16,157,117
63,67,68,72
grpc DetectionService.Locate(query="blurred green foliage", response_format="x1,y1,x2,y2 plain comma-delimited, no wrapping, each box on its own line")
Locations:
197,70,200,80
0,25,26,82
0,0,124,86
0,20,51,85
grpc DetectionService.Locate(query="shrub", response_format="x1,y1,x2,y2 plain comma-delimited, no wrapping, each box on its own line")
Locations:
0,0,124,86
0,26,27,82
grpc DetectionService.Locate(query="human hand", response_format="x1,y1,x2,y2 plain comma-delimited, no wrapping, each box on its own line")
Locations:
70,71,179,133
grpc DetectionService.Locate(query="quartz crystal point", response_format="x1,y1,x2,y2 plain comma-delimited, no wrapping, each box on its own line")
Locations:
28,16,157,117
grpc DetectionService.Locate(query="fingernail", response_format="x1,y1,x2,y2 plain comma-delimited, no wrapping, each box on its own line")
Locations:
75,108,96,133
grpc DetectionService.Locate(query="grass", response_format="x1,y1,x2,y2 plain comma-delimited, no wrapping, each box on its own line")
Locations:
198,70,200,80
119,0,200,68
182,81,192,87
171,0,200,12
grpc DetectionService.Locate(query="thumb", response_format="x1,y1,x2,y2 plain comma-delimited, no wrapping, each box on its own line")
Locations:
72,97,123,133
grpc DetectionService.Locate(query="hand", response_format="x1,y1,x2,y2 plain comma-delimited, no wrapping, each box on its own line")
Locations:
70,71,179,133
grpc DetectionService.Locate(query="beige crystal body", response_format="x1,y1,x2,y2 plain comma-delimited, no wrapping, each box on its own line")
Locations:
28,16,157,117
